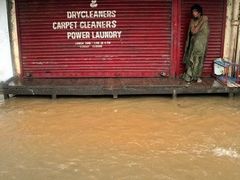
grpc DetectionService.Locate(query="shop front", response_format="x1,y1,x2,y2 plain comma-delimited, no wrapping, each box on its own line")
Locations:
15,0,226,78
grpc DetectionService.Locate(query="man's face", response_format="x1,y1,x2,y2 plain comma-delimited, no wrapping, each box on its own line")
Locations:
192,10,200,18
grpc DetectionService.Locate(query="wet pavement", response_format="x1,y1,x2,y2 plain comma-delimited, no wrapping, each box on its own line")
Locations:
0,95,240,180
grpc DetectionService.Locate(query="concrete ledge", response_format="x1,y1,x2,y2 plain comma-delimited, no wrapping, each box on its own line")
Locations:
2,76,239,99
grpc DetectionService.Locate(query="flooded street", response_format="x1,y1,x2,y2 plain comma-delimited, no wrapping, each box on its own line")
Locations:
0,95,240,180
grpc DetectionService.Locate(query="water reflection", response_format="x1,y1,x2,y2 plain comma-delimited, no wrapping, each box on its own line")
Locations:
0,96,240,180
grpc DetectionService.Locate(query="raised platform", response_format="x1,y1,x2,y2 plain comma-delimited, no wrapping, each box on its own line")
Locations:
1,76,239,99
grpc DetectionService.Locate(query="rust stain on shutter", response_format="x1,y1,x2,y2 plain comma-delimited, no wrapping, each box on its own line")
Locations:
16,0,173,78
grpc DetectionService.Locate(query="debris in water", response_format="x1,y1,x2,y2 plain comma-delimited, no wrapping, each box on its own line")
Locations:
212,147,240,159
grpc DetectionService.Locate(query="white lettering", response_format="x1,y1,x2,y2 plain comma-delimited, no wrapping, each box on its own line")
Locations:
92,31,122,39
79,20,117,29
67,32,90,39
66,10,117,19
53,21,78,30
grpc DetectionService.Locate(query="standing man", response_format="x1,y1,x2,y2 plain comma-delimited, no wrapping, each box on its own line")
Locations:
182,4,210,83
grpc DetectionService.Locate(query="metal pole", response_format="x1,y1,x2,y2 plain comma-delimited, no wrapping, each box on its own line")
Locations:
230,0,240,64
236,3,240,64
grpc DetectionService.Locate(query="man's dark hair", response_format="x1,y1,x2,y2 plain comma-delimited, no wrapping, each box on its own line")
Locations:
191,4,203,15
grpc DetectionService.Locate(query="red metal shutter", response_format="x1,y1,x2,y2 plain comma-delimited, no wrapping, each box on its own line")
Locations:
16,0,173,78
179,0,226,76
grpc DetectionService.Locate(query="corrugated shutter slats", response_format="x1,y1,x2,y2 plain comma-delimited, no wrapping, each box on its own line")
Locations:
16,0,172,78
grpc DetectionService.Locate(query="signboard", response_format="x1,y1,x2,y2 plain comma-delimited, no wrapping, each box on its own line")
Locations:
52,8,122,48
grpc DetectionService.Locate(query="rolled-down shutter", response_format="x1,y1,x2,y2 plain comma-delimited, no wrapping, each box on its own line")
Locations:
16,0,172,78
180,0,226,76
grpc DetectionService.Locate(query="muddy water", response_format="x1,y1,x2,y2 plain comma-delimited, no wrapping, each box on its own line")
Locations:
0,96,240,180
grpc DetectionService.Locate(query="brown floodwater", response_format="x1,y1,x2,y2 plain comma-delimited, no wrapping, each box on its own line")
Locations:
0,95,240,180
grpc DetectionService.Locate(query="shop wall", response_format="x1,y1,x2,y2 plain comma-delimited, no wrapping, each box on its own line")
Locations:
0,0,13,82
